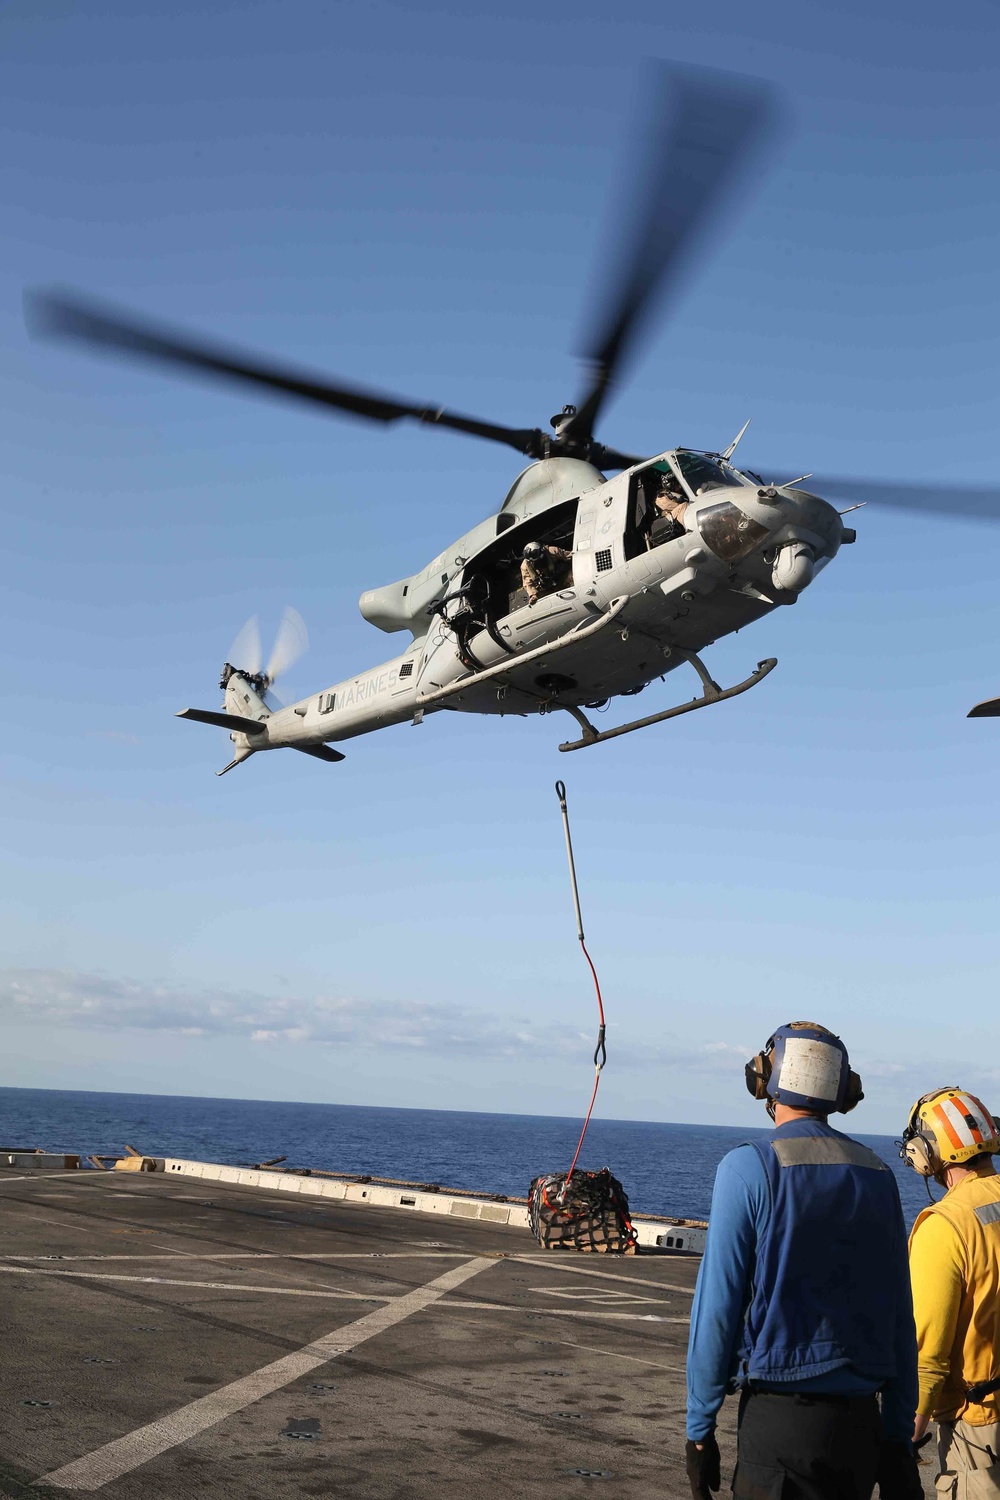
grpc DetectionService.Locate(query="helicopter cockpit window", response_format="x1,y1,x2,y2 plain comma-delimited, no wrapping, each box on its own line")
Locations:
697,500,769,563
674,451,746,499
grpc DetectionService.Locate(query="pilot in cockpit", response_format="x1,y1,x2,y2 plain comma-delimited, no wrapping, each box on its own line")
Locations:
646,468,689,548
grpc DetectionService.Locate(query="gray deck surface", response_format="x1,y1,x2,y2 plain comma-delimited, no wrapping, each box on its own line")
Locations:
0,1164,713,1499
0,1166,936,1499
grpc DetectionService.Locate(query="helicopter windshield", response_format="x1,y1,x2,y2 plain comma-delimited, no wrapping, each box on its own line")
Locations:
673,451,746,498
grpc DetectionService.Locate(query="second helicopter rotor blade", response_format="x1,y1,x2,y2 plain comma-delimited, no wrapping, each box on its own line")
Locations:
772,475,1000,524
566,62,781,449
25,290,546,458
592,443,650,472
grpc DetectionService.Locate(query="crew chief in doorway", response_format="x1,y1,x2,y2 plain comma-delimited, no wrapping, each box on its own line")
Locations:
684,1022,922,1500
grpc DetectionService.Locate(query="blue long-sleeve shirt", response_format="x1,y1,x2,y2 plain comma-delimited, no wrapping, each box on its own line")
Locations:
685,1142,917,1442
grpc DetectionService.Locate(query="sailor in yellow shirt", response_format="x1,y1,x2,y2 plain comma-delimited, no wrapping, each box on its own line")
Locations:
901,1086,1000,1498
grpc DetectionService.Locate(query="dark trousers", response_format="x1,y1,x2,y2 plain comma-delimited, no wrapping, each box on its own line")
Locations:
732,1388,882,1500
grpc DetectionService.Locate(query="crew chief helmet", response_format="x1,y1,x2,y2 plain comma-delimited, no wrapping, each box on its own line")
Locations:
900,1087,1000,1176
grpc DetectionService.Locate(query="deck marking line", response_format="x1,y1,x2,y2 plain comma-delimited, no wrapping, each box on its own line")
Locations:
512,1255,696,1295
438,1300,690,1321
0,1267,385,1300
5,1251,466,1263
11,1213,99,1234
0,1173,84,1184
532,1335,686,1371
35,1255,493,1491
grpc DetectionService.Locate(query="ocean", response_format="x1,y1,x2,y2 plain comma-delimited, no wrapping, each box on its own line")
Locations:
0,1086,935,1227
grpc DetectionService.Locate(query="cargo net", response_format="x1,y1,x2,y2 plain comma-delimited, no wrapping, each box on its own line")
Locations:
528,1167,638,1254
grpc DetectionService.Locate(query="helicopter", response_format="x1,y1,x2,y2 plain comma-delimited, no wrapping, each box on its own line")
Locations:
27,65,1000,774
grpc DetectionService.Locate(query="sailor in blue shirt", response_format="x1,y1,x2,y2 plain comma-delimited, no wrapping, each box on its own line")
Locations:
684,1022,922,1500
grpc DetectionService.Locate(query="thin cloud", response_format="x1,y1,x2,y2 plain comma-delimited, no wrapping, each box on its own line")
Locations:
0,966,745,1075
1,967,591,1059
10,968,973,1109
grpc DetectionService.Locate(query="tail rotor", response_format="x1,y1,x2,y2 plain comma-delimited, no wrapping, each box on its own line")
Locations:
220,607,308,705
227,615,263,679
263,606,309,699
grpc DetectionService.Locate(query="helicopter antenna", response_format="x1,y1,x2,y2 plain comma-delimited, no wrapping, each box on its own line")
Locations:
721,418,751,460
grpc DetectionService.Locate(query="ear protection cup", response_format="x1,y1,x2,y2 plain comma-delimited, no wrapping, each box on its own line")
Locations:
744,1041,774,1100
903,1133,936,1176
841,1070,864,1113
900,1092,940,1175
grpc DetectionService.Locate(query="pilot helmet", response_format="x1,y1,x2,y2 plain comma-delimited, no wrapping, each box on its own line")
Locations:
522,542,544,561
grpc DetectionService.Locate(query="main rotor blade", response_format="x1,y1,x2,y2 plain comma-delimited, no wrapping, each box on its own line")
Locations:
25,290,545,457
593,443,649,472
566,63,780,448
776,475,1000,524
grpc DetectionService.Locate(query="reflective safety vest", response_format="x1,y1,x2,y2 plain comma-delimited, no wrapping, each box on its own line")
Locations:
909,1173,1000,1424
739,1119,910,1385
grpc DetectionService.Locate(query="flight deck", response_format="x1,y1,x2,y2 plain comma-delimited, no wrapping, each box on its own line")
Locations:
0,1160,714,1499
0,1161,937,1499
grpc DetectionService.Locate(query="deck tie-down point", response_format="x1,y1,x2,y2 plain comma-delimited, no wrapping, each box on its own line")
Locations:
282,1417,321,1441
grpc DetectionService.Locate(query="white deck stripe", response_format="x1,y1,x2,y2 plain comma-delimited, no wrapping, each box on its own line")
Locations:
0,1266,385,1299
36,1255,493,1491
0,1264,687,1318
16,1213,99,1233
4,1251,466,1263
513,1255,696,1295
439,1301,689,1321
0,1173,83,1184
539,1334,686,1370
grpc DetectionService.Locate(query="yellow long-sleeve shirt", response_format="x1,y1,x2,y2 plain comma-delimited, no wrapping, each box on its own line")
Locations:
908,1171,1000,1424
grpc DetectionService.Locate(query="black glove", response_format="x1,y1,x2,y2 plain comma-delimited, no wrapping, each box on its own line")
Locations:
685,1434,721,1499
876,1439,923,1500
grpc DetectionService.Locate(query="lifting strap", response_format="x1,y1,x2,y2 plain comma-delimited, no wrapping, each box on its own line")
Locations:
554,781,607,1181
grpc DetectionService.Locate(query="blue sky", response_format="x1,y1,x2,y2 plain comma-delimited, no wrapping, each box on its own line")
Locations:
3,0,1000,1137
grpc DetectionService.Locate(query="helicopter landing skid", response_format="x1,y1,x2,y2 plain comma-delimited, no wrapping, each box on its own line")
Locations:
557,651,778,752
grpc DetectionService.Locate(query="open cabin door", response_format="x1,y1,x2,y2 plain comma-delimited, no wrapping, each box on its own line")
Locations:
459,498,580,625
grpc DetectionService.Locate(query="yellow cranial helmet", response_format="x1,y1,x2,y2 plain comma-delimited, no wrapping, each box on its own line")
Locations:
900,1087,1000,1176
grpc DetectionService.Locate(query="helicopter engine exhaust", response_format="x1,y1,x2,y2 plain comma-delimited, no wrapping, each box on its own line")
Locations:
771,540,815,594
